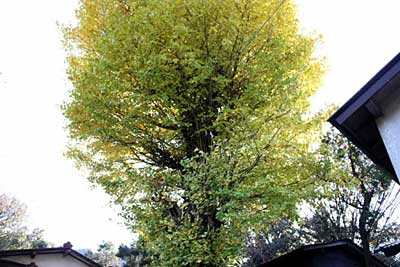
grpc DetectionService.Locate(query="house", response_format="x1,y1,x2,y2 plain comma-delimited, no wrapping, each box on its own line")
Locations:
329,52,400,184
258,239,387,267
0,242,102,267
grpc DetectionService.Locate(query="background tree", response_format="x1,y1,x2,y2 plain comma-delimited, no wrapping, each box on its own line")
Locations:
63,0,325,265
0,193,48,249
85,241,120,267
0,193,28,249
243,128,400,266
85,239,151,267
26,228,49,249
304,128,400,266
242,218,304,267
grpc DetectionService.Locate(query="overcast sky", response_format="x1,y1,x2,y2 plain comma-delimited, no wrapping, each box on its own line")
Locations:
0,0,400,250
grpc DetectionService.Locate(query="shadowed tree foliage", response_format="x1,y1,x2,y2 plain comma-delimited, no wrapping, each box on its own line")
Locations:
304,128,400,266
63,0,326,265
242,218,303,267
243,129,400,266
117,238,152,267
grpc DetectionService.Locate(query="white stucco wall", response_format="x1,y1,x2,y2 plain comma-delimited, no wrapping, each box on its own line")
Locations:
377,88,400,182
2,254,89,267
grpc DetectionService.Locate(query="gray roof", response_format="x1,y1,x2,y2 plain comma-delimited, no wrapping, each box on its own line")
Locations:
375,240,400,257
0,242,102,267
259,239,387,267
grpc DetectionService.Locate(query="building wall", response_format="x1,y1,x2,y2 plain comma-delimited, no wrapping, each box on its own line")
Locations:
377,88,400,182
2,254,88,267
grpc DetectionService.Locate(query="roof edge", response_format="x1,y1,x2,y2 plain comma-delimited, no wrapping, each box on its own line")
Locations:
329,52,400,123
0,246,102,267
259,239,387,267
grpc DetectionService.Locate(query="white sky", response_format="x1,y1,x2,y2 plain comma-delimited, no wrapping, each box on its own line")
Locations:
0,0,132,250
1,0,400,251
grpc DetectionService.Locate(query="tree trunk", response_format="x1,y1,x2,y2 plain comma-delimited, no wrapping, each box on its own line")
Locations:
359,188,373,267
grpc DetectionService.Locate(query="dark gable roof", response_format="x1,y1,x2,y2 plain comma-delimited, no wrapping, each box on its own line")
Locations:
0,259,30,267
0,243,102,267
259,239,387,267
375,240,400,257
328,52,400,182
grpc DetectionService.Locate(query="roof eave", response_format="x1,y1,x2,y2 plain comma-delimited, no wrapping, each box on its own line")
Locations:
328,52,400,183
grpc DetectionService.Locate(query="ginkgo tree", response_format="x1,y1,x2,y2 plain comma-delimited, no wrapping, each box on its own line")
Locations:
63,0,326,265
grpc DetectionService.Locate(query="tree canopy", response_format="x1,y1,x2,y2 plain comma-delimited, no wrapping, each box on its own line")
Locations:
63,0,325,265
